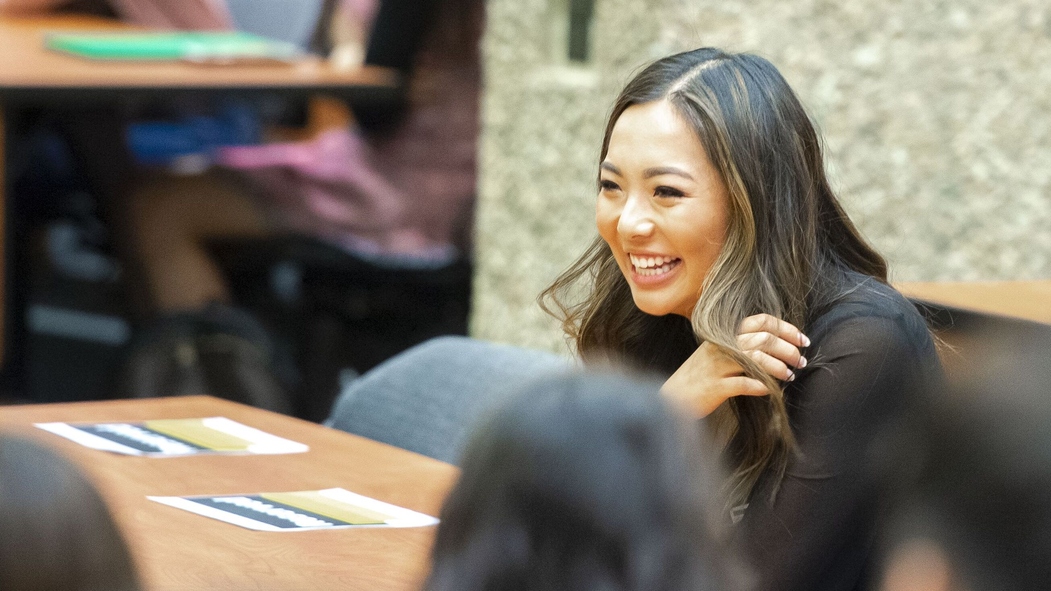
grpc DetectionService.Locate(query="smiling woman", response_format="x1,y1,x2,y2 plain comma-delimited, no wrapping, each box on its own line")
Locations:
541,47,943,590
328,46,943,591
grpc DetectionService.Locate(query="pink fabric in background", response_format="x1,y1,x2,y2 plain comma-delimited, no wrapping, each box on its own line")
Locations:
108,0,231,29
218,0,483,262
216,128,430,256
340,0,376,28
0,0,231,28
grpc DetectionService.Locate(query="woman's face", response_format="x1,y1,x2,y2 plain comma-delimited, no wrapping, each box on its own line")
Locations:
597,100,731,318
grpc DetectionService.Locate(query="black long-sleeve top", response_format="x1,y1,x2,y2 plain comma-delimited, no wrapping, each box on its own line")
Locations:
734,274,941,591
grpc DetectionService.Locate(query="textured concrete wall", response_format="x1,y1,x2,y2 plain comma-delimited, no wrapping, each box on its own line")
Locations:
472,0,1051,351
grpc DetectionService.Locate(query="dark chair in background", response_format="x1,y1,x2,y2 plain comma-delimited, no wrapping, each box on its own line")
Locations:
212,236,472,422
910,298,1051,389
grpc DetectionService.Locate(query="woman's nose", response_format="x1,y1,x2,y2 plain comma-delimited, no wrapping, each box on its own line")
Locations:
618,197,656,239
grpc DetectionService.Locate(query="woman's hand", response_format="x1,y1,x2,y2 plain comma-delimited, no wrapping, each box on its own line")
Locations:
662,314,810,418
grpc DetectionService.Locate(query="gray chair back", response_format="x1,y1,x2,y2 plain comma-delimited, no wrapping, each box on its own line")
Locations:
325,336,570,465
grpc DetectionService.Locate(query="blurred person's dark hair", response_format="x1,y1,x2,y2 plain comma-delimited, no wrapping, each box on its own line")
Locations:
0,434,141,591
880,319,1051,591
424,371,748,591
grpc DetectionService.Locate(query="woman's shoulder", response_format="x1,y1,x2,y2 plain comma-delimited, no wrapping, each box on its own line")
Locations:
788,271,943,429
808,271,935,357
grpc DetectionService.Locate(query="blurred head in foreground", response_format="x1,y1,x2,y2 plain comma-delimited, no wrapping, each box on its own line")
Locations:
0,434,140,591
880,325,1051,591
425,371,745,591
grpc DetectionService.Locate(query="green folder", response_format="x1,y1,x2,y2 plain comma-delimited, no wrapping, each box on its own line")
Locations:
45,31,303,63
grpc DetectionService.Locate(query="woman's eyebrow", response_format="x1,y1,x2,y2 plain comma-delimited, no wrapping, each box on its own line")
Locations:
643,166,695,180
600,162,695,181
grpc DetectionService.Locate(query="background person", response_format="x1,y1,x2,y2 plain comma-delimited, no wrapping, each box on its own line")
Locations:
878,325,1051,591
117,0,481,412
2,0,482,412
425,371,748,591
0,434,141,591
125,0,481,314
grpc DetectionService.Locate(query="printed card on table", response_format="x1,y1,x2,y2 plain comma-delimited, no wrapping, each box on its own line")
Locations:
149,488,439,531
34,417,308,457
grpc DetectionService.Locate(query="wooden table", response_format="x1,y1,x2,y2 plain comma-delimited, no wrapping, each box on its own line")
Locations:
0,14,400,101
0,395,458,591
0,13,401,366
896,280,1051,325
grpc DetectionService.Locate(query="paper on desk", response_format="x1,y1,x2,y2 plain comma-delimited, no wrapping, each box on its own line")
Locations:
34,417,308,456
149,488,439,531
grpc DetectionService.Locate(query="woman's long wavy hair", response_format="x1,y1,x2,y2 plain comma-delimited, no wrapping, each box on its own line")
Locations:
540,48,888,508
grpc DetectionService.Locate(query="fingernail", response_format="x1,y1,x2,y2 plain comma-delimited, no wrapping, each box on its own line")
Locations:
798,356,808,369
786,370,795,382
800,334,811,347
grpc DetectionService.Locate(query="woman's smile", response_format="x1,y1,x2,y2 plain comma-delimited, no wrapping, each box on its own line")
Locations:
628,253,683,283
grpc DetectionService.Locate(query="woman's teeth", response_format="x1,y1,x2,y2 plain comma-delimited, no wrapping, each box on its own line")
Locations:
629,254,680,276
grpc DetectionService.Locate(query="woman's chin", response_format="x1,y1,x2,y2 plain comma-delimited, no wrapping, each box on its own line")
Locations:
630,295,690,318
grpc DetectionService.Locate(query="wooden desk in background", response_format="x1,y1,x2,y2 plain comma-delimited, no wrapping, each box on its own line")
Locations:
0,13,400,367
0,395,457,591
896,279,1051,326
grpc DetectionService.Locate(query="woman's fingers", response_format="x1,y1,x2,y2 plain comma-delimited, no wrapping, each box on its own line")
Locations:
739,313,811,348
746,349,797,381
737,314,809,372
663,374,769,418
738,331,807,370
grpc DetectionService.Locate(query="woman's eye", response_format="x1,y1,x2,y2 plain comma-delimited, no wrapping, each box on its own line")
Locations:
599,179,621,192
654,185,686,198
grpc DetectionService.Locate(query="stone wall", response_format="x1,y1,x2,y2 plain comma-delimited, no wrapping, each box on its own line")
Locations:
472,0,1051,352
